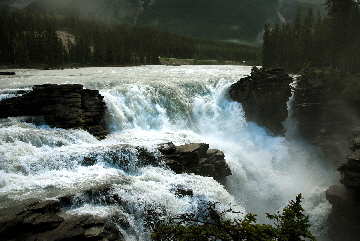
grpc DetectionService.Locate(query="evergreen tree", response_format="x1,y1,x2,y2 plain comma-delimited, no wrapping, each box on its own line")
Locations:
326,0,360,71
152,194,315,241
262,1,360,72
0,6,261,67
262,23,272,69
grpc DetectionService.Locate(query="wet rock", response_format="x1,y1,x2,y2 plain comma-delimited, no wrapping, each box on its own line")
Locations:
170,186,194,197
159,142,232,181
0,84,108,139
291,71,360,164
0,197,124,241
229,67,293,135
78,142,230,182
81,145,157,172
0,71,15,75
158,142,177,154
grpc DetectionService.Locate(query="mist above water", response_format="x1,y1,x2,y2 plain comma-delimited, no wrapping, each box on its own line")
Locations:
0,66,336,239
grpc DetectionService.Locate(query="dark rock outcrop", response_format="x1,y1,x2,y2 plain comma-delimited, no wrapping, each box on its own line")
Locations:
0,84,108,139
229,67,293,135
291,72,325,140
79,142,231,182
0,198,124,241
325,132,360,240
0,71,15,75
158,142,232,182
338,134,360,197
325,185,360,241
292,71,360,240
292,73,360,164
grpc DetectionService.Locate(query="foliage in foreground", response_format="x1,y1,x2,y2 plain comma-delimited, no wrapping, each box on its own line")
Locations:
151,194,316,241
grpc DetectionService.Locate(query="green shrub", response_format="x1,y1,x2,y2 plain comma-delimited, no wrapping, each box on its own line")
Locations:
151,194,315,241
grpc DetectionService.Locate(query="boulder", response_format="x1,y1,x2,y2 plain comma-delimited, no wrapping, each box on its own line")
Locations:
229,67,293,135
0,84,108,139
158,142,232,182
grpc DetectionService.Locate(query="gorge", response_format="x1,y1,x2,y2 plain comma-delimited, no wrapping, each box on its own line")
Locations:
0,65,357,240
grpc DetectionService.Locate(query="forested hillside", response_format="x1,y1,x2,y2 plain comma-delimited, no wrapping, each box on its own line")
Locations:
138,0,326,44
0,0,326,44
0,6,261,68
262,0,360,72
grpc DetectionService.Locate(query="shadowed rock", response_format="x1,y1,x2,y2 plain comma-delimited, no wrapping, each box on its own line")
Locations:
229,67,293,135
325,132,360,240
158,142,232,182
0,197,124,241
0,84,108,139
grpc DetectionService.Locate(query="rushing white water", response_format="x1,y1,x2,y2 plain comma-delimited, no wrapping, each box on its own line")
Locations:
0,65,336,239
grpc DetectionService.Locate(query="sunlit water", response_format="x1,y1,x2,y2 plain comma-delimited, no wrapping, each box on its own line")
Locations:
0,65,336,239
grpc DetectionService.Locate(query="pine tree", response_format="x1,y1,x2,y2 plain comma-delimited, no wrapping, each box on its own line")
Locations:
262,23,272,69
326,0,360,71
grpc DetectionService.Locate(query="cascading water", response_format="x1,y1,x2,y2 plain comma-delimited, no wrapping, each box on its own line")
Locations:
0,65,335,240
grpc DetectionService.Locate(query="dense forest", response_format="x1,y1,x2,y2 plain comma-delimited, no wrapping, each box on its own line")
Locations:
0,6,261,68
137,0,325,43
262,0,360,72
1,0,325,44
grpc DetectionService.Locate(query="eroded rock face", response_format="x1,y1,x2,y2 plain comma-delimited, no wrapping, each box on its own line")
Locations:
229,67,293,135
0,84,108,139
292,73,360,164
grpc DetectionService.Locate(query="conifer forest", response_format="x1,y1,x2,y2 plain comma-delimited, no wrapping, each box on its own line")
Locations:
0,6,260,68
262,0,360,72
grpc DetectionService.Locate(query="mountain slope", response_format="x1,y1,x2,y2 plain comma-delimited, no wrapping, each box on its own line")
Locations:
138,0,326,44
0,0,326,44
23,0,139,23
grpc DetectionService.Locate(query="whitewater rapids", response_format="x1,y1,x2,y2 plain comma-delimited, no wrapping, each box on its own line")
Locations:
0,65,336,239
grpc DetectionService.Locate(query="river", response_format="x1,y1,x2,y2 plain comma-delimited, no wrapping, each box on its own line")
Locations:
0,65,335,240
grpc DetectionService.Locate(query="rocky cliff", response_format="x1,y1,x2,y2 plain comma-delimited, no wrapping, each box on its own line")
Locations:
229,67,293,135
325,132,360,240
0,84,109,139
292,70,360,240
292,72,360,164
229,67,360,240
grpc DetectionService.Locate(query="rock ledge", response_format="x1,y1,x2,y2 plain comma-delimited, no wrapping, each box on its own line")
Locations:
0,84,108,139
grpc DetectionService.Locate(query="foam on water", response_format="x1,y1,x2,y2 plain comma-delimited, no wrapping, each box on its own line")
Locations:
0,66,335,238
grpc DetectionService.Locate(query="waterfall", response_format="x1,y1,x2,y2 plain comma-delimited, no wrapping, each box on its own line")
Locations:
0,66,335,239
